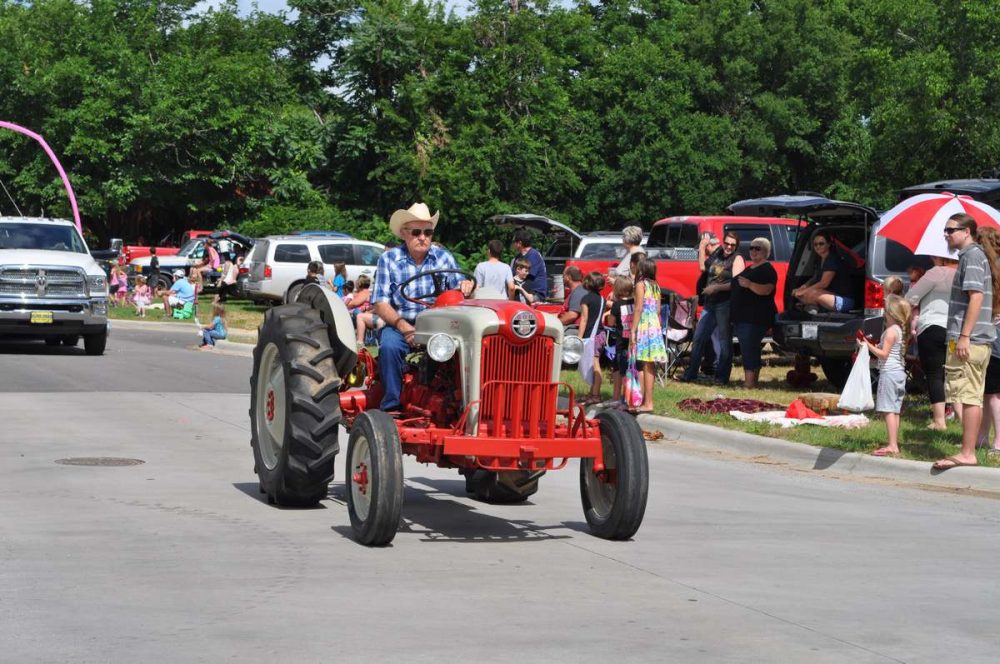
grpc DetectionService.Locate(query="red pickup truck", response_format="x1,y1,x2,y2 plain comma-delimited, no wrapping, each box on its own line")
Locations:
120,230,213,265
643,216,800,313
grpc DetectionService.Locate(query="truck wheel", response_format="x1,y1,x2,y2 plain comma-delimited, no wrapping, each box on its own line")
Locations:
155,275,172,291
284,282,305,305
250,303,341,507
84,331,107,355
580,409,649,540
819,358,850,391
44,337,60,346
464,469,541,503
346,410,403,546
61,335,80,347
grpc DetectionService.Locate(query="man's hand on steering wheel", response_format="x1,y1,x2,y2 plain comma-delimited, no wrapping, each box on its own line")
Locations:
399,268,476,307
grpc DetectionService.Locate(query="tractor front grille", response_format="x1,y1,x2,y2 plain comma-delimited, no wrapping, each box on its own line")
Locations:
479,334,556,437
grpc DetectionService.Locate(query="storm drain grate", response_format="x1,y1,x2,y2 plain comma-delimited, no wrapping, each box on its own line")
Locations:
55,457,145,467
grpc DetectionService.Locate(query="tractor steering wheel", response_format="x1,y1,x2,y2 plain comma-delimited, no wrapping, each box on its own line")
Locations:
399,268,475,308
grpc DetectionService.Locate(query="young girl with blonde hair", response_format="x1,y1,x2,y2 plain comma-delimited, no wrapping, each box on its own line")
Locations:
630,258,667,413
865,294,912,457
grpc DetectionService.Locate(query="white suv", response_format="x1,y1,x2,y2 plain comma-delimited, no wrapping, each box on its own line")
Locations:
244,234,384,303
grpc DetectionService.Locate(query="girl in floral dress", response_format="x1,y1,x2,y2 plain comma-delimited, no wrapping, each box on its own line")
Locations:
630,258,667,413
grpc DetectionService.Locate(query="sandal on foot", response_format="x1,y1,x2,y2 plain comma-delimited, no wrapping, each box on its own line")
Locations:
871,447,899,458
932,456,978,470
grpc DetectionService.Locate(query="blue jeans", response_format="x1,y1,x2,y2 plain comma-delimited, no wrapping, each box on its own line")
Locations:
734,322,768,372
682,301,732,382
377,325,410,411
201,330,225,346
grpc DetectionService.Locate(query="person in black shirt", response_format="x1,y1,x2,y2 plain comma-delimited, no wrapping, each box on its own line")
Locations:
148,247,160,293
792,230,855,312
731,237,778,387
578,271,606,404
680,231,745,384
304,260,324,285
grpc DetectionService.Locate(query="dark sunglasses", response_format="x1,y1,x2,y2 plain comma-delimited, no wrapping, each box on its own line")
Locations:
812,241,828,247
408,228,435,238
749,245,765,251
723,242,737,248
943,227,966,235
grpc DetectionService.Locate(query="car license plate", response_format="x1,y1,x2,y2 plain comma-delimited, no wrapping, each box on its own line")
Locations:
30,311,53,324
802,323,818,340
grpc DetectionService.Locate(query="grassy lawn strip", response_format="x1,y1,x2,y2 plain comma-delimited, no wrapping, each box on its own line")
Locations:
561,365,1000,468
108,295,265,343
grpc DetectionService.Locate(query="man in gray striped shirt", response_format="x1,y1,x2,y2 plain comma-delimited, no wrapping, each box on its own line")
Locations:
935,213,996,470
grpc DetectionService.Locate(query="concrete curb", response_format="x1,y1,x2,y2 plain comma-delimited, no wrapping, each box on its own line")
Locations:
634,412,1000,493
111,318,255,357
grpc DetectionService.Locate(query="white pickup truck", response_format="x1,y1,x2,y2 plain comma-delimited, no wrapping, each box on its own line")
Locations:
0,217,109,354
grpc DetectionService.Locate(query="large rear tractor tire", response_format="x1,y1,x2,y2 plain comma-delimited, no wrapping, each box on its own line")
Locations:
580,409,649,540
346,410,404,546
250,303,342,507
464,469,542,504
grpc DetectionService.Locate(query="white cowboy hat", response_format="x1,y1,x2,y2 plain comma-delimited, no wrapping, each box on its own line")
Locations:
389,202,440,239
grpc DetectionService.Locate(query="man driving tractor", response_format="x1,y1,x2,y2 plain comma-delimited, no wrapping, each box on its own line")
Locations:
371,203,474,413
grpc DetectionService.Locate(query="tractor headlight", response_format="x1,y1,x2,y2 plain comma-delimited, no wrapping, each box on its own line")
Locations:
87,275,107,294
563,335,583,365
427,333,457,362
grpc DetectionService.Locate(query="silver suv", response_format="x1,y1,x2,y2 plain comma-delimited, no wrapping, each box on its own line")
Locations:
0,217,109,354
244,234,383,303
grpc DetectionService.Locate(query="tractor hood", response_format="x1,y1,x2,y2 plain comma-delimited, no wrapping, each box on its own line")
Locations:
727,195,877,223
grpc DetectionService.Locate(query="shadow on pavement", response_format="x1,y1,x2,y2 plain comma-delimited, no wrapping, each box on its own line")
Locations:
0,339,85,355
329,475,581,544
813,447,847,470
231,482,328,509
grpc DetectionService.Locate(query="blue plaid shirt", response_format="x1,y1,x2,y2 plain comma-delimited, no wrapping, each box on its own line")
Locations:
371,244,463,322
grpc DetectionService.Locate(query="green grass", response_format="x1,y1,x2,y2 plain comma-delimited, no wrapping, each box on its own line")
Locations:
562,362,1000,468
108,295,265,343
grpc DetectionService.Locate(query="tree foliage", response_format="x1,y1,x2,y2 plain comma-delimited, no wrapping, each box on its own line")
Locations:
0,0,997,247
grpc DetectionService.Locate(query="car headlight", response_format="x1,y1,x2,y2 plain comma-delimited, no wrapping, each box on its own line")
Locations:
427,333,457,362
131,265,141,274
563,335,583,364
87,275,107,294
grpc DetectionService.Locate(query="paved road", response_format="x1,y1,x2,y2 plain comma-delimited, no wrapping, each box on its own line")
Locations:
1,326,999,662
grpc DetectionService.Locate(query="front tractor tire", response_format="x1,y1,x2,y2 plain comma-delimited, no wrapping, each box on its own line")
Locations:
250,303,342,507
346,411,404,546
580,409,649,540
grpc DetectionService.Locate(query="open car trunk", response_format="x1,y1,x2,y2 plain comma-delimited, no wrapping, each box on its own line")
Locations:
728,196,877,322
486,213,582,301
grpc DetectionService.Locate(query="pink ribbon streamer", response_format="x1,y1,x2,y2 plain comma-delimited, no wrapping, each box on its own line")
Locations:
0,120,82,234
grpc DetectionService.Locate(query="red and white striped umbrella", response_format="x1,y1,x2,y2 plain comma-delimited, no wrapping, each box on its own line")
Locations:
875,192,1000,258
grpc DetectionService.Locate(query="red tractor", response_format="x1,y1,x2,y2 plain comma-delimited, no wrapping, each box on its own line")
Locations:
249,272,648,545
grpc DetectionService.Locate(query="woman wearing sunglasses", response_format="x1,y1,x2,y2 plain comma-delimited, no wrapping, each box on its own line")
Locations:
679,231,744,384
731,237,778,387
791,230,855,313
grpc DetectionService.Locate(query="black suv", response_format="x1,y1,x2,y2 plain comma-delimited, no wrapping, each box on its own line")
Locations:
726,195,931,388
898,178,1000,205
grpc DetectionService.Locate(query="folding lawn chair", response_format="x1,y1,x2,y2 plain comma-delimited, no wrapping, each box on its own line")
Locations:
657,292,698,385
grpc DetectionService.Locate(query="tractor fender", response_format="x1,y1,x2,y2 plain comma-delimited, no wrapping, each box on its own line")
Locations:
295,283,358,379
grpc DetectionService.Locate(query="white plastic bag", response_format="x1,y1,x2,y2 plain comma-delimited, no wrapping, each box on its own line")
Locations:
837,345,874,412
